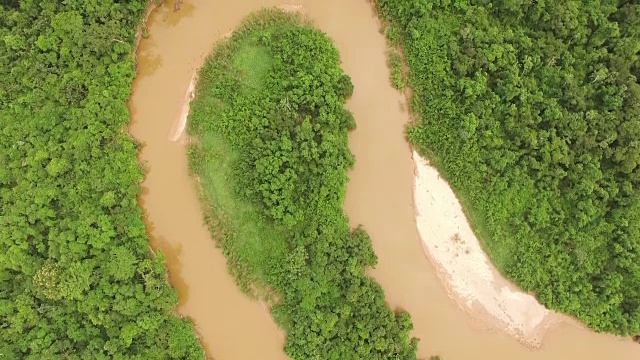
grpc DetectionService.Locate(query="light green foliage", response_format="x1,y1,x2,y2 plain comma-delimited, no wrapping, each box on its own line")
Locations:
233,44,273,90
388,49,405,89
188,9,418,359
377,0,640,335
0,1,203,358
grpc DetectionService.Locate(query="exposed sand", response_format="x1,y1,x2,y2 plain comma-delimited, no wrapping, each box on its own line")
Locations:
169,71,197,142
412,150,556,346
169,30,239,143
168,6,302,144
277,4,303,12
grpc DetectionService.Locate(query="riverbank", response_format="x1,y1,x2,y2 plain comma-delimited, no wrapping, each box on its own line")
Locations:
377,0,640,337
169,72,197,142
412,151,555,346
128,3,290,358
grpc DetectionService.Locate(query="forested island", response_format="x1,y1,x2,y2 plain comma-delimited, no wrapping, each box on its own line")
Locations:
0,1,204,358
377,0,640,336
186,9,418,359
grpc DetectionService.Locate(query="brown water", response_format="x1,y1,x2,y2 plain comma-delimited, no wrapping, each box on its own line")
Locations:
128,1,640,359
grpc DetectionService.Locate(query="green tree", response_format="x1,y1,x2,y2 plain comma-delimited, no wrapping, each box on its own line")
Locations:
0,1,204,358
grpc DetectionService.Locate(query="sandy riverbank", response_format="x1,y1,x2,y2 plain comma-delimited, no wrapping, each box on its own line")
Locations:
169,71,197,142
412,150,557,346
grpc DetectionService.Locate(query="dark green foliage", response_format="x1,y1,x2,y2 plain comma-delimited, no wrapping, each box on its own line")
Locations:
188,9,418,360
0,1,203,358
376,0,640,335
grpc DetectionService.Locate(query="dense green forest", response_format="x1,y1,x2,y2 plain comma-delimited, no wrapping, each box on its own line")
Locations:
187,9,418,359
0,1,204,358
376,0,640,335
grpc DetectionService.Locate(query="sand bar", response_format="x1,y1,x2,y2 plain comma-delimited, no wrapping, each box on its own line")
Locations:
412,150,554,346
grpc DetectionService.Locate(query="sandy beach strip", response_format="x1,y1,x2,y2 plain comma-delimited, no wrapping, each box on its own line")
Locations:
169,71,197,142
412,150,555,346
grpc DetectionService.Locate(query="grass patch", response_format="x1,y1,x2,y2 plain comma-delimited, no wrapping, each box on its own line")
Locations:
190,129,289,294
233,44,273,91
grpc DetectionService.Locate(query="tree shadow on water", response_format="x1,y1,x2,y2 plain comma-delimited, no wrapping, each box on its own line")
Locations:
136,44,164,79
138,187,191,306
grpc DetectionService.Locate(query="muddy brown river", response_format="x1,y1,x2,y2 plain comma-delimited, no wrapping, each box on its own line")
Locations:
128,1,640,359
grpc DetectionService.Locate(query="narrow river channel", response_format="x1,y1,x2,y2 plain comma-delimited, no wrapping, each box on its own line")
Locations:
128,1,640,359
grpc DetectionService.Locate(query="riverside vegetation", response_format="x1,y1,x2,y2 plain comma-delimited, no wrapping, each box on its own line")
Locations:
0,1,204,358
187,9,418,360
377,0,640,336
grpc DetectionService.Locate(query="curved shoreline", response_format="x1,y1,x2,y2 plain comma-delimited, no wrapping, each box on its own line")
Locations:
412,150,557,346
128,3,290,359
168,4,300,144
165,3,614,350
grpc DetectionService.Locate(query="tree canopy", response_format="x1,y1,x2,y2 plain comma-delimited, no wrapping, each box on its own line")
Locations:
377,0,640,335
0,1,203,358
187,9,418,360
